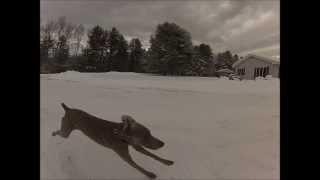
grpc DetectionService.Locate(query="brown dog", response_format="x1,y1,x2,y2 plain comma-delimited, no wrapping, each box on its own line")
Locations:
52,103,174,179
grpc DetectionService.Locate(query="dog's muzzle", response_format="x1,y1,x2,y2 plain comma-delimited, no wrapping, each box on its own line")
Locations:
143,137,165,150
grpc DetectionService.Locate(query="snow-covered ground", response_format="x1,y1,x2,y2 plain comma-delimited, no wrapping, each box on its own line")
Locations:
41,71,279,180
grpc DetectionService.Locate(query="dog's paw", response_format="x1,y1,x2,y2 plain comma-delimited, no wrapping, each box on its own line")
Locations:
52,131,60,136
146,172,157,179
163,160,174,166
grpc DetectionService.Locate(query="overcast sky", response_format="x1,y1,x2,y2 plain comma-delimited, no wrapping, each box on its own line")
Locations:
40,0,280,59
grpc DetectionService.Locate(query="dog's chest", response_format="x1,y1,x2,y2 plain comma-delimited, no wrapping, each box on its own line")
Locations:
80,123,124,148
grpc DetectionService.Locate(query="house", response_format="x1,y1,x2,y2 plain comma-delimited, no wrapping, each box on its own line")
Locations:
232,54,280,80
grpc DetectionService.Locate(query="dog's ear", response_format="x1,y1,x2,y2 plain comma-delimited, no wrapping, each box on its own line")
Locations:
61,103,70,112
121,115,136,131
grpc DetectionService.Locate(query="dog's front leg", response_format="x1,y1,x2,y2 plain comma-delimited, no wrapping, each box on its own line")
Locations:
132,145,174,166
52,130,61,136
114,146,157,179
52,130,71,138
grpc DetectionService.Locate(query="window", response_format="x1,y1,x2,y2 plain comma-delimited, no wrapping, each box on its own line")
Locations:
254,67,270,78
238,68,245,75
259,68,262,77
255,68,258,77
261,67,270,77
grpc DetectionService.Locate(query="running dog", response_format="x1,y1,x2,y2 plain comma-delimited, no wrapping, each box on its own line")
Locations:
52,103,174,179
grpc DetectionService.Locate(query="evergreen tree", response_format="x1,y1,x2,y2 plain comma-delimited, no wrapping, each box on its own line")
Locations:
216,51,234,70
233,54,239,61
108,27,129,72
191,43,215,76
233,54,239,64
224,51,233,69
128,38,143,72
149,22,193,75
139,48,148,73
86,25,108,71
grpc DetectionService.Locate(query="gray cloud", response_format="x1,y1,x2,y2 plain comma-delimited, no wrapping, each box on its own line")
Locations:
41,0,280,58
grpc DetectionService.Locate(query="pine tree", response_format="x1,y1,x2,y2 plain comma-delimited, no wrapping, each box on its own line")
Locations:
233,54,239,63
216,51,234,70
86,25,108,71
224,51,233,69
191,43,215,76
129,38,144,72
148,22,193,75
108,27,129,72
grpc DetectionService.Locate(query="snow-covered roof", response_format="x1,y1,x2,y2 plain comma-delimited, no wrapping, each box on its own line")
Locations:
216,68,234,73
232,54,280,68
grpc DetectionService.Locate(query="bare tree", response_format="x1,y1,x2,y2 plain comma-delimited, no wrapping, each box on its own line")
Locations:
65,23,76,40
41,16,83,59
56,16,67,38
41,20,56,38
40,20,58,59
74,24,85,56
52,16,78,57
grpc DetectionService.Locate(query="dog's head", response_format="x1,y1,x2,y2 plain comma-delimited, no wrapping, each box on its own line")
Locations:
52,103,75,138
121,115,165,150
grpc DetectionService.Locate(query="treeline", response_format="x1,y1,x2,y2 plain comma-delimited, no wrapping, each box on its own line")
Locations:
40,17,240,76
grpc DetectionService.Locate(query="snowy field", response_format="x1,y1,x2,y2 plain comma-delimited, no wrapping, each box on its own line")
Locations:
41,71,280,180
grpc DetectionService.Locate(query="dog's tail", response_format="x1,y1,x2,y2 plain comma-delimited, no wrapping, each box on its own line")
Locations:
61,103,70,111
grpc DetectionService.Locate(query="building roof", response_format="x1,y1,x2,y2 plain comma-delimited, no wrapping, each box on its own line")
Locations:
216,68,234,74
232,54,280,68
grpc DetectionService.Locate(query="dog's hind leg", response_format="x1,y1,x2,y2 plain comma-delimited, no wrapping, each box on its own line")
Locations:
132,145,174,166
114,146,157,179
